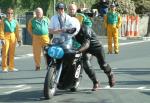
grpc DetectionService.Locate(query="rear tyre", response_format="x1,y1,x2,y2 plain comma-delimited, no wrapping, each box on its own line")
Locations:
70,87,77,92
70,64,82,92
70,80,80,92
44,65,57,99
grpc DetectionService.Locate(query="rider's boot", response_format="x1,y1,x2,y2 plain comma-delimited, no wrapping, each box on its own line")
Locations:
103,64,116,87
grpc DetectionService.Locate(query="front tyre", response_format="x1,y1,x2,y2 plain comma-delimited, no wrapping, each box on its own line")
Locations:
44,66,57,99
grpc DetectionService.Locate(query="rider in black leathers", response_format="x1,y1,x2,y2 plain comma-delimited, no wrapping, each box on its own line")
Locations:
75,24,115,91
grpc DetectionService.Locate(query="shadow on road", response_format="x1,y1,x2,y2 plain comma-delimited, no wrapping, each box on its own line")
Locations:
140,91,150,96
0,89,101,103
0,90,43,103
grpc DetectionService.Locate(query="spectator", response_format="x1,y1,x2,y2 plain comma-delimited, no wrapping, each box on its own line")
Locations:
0,8,21,72
48,2,74,39
104,2,122,54
27,7,50,71
68,4,93,28
91,0,109,17
79,2,87,12
71,1,76,5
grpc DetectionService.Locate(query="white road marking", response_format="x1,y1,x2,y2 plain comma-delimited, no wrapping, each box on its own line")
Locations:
112,67,118,69
104,86,110,88
0,85,25,89
113,69,150,71
0,84,32,94
137,86,146,89
4,86,31,94
15,54,33,59
0,53,33,61
79,86,150,91
103,40,150,48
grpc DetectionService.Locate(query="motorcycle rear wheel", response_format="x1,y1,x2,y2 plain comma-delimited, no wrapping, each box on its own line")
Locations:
70,63,82,92
70,80,80,92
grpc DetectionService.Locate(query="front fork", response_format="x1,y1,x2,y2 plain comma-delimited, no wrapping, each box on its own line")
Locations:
47,60,63,89
55,62,63,84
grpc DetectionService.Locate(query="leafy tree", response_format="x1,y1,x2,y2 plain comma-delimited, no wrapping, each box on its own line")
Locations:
0,0,16,12
0,0,98,16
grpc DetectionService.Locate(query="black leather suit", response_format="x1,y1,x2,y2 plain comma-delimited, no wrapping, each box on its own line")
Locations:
75,25,112,84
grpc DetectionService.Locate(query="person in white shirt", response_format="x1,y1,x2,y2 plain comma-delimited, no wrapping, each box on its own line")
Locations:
49,2,75,38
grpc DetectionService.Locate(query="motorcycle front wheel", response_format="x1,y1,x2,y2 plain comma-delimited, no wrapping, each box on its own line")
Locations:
44,65,57,99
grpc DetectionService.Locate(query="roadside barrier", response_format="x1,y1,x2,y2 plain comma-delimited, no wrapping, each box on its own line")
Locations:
125,15,139,37
92,14,149,38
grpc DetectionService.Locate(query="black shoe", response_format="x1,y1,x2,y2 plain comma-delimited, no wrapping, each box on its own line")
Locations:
107,52,112,54
35,66,40,71
114,51,119,54
92,82,100,91
108,73,115,87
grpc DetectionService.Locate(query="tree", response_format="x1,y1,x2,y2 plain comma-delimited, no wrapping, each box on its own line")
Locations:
0,0,98,16
0,0,16,12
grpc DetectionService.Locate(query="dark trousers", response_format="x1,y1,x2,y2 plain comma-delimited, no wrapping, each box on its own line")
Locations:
83,46,112,84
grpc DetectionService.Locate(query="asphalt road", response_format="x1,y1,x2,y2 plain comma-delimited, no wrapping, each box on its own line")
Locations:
0,37,150,103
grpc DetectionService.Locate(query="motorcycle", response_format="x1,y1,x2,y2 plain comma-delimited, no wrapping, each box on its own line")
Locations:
43,27,83,99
